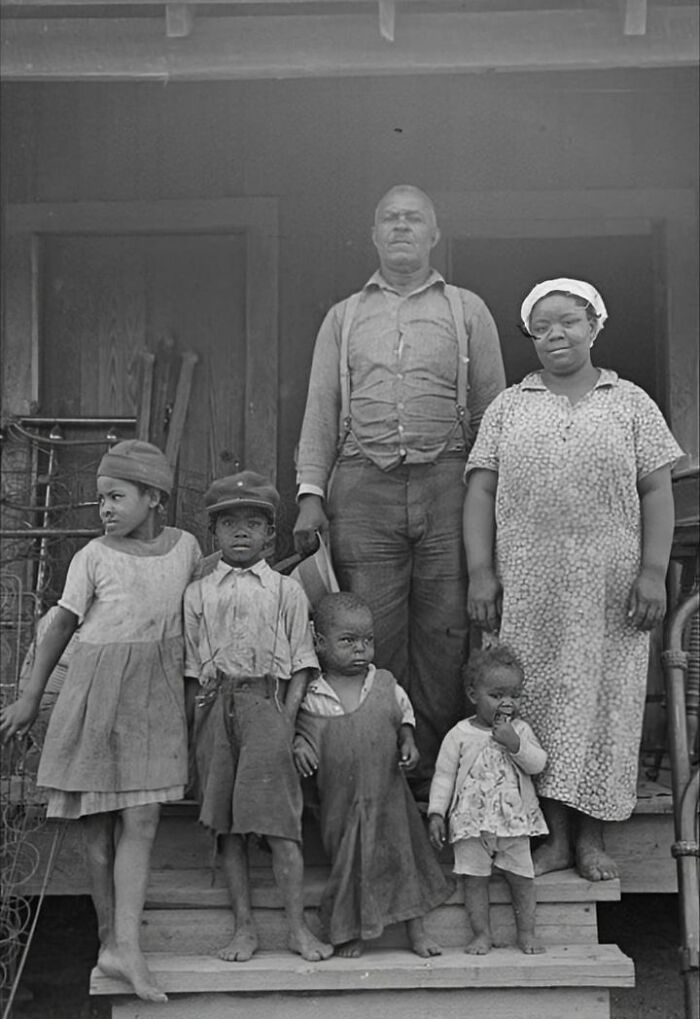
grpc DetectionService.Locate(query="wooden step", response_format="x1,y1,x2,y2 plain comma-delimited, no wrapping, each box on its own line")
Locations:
143,866,620,909
92,945,635,1019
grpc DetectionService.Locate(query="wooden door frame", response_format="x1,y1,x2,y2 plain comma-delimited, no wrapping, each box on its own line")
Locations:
2,197,279,480
433,188,698,468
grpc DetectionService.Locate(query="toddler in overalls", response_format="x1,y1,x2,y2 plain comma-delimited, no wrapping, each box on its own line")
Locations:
184,471,333,963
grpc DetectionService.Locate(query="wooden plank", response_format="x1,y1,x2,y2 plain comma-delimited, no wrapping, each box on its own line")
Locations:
243,221,278,481
624,0,648,36
139,902,598,954
136,351,156,441
91,943,635,995
111,989,613,1019
1,8,697,81
164,350,198,468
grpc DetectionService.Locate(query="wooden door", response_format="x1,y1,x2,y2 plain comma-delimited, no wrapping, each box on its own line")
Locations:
40,231,250,539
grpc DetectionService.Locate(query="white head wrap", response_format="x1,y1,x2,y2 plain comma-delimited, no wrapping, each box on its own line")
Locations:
520,278,608,334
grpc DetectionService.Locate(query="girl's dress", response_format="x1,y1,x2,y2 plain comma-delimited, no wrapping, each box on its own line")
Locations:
297,670,451,946
37,527,201,818
466,371,683,820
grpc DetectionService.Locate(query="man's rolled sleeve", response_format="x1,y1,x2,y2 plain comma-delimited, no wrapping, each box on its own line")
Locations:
464,298,506,436
295,305,344,494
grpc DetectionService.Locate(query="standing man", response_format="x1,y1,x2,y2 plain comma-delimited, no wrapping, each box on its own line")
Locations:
294,185,505,797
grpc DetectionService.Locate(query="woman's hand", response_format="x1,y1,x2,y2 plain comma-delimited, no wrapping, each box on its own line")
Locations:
0,693,41,743
467,567,502,632
628,568,667,631
292,735,318,778
428,813,446,851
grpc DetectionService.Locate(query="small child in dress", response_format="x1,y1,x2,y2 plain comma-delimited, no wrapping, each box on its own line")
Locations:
294,592,451,958
0,440,201,1002
428,645,548,955
184,471,333,964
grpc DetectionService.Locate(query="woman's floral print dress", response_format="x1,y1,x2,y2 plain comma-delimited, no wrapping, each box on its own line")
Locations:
466,370,683,820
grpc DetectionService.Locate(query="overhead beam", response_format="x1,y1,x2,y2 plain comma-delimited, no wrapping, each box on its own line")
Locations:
165,3,194,37
624,0,648,35
1,7,697,80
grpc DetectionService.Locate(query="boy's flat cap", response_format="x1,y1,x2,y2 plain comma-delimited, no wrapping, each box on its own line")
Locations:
204,471,279,517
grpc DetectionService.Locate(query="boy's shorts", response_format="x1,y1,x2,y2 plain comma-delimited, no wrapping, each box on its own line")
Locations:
194,673,301,841
452,833,534,878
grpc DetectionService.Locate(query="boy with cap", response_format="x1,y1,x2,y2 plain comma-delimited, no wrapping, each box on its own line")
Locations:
184,471,333,963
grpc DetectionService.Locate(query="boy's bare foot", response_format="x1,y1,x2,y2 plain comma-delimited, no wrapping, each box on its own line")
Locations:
576,841,619,881
532,840,574,876
406,918,442,958
336,938,364,958
218,927,259,962
98,945,167,1003
289,927,334,961
465,933,492,955
518,933,546,954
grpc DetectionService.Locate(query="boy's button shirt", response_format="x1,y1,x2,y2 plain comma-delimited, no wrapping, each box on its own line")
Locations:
184,558,318,684
301,665,415,726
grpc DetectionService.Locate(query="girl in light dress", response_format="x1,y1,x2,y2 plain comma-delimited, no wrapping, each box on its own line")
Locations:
428,645,548,955
0,440,201,1002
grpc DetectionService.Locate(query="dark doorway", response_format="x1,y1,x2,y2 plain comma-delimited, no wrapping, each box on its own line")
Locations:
450,233,664,408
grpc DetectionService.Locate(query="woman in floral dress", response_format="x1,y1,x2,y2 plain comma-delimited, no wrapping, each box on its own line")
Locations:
463,278,683,881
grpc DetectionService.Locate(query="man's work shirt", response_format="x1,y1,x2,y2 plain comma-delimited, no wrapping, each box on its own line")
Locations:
296,269,505,495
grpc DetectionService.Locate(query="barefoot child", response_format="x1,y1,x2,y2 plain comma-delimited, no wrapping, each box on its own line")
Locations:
184,471,333,964
0,440,201,1002
294,592,451,958
428,645,548,955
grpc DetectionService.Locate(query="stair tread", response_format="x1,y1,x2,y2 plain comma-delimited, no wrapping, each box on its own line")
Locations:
145,866,620,909
90,943,634,996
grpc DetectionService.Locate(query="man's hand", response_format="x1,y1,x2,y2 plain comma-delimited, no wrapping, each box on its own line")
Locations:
428,813,446,851
467,566,502,633
293,495,329,557
293,735,319,778
0,693,41,744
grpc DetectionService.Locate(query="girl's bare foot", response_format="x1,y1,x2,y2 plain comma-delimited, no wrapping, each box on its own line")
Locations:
532,839,574,876
336,938,364,958
218,926,259,962
288,926,334,961
98,945,167,1003
465,933,492,955
406,918,442,958
518,933,546,954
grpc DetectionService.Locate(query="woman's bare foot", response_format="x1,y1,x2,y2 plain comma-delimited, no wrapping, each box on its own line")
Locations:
336,938,364,958
98,945,167,1003
465,932,492,955
576,841,619,881
406,918,442,958
288,926,334,961
532,839,574,876
518,932,546,954
218,926,259,962
576,817,619,881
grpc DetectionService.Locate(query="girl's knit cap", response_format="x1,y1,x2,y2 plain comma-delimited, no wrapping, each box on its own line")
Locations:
97,440,173,495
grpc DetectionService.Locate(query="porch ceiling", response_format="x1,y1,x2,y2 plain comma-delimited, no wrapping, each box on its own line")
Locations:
0,1,698,80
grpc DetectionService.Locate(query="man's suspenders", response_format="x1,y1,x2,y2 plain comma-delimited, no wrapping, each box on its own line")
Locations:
337,284,471,453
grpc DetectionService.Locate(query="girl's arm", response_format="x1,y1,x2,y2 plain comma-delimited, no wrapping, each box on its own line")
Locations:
398,723,419,771
0,606,78,741
509,721,547,775
628,465,675,631
463,468,501,632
